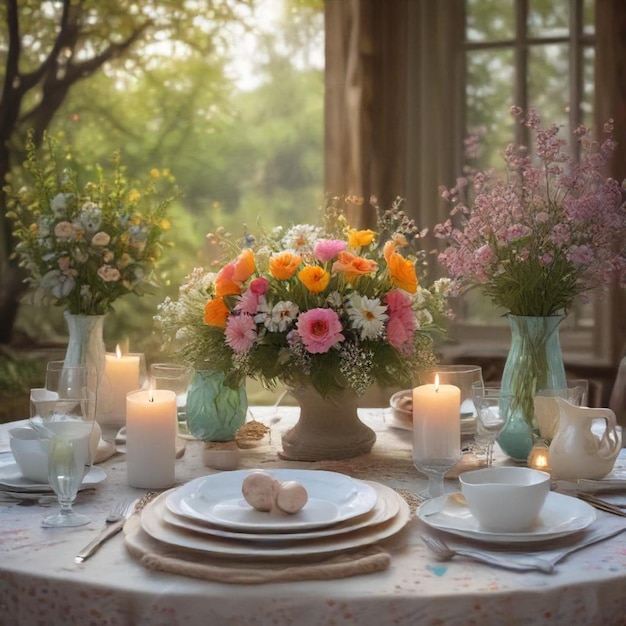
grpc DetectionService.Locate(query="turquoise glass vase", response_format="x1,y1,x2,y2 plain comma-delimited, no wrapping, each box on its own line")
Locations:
186,370,248,441
497,315,566,461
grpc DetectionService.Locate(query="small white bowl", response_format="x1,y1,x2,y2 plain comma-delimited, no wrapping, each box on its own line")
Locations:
459,467,550,533
9,427,49,483
389,389,413,424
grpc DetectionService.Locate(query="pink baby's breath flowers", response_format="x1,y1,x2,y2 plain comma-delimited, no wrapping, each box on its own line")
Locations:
435,107,626,316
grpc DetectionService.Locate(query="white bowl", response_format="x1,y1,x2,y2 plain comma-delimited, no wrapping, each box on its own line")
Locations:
459,467,550,533
9,427,50,483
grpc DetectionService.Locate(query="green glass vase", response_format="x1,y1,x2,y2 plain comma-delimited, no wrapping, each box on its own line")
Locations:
497,315,566,461
186,370,247,441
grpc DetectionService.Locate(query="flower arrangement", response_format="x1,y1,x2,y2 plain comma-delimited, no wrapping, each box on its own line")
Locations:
434,107,626,316
8,130,178,315
155,197,451,397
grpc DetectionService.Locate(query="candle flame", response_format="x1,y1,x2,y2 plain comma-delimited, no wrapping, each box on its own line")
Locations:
434,374,440,392
115,344,122,359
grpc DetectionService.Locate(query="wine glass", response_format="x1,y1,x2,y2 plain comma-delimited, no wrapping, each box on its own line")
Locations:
472,384,511,467
412,379,462,499
30,364,95,527
150,362,192,434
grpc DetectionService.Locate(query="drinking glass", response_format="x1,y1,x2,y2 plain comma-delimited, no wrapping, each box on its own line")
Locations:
412,381,462,499
30,365,94,527
472,384,511,467
150,363,192,433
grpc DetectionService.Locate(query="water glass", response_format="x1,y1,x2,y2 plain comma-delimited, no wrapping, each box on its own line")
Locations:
30,364,94,528
150,363,192,433
472,385,511,467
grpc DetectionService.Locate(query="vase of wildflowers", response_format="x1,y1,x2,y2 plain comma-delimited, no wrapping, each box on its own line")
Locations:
435,107,626,460
155,198,450,461
8,131,177,418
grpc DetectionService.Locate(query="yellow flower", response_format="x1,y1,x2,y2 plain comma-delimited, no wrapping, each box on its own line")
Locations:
29,223,38,235
150,168,160,179
384,241,418,293
270,251,302,280
348,228,375,249
159,219,171,230
298,266,330,293
128,189,141,203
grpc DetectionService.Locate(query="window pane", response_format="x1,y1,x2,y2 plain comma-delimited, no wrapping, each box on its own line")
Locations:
584,0,595,35
582,46,594,128
528,0,569,38
466,49,515,170
466,0,515,42
528,43,570,133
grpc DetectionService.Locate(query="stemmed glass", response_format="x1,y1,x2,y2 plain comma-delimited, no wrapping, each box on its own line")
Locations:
30,363,95,527
472,384,511,467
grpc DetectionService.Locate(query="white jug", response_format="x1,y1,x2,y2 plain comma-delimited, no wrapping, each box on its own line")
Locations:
548,397,622,481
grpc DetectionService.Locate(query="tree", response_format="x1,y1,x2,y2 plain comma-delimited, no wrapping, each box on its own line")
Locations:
0,0,250,343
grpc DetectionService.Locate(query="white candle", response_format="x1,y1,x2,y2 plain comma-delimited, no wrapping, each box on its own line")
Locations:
98,346,141,427
126,389,177,488
413,377,461,460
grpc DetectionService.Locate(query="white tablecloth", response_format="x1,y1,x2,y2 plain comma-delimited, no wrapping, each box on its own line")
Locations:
1,407,625,626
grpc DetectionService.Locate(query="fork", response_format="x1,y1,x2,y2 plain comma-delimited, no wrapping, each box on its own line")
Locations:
75,499,133,563
420,534,554,573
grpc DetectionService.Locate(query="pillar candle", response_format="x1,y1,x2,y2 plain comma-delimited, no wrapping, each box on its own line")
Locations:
126,389,177,489
99,347,141,427
413,378,461,460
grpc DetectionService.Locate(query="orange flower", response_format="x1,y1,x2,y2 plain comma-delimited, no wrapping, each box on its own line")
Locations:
348,228,375,249
384,241,418,293
203,296,230,328
332,251,378,279
298,266,330,293
269,251,302,280
232,248,255,283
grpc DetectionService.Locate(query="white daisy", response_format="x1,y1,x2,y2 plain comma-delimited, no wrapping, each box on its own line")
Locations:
347,293,388,340
281,224,323,253
265,300,299,332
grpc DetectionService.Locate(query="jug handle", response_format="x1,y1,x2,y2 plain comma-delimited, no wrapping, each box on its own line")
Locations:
591,408,620,459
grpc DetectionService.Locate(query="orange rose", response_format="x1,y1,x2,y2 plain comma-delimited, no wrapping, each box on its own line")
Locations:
203,296,230,328
215,263,241,297
269,251,302,280
232,248,256,283
348,228,375,249
331,251,378,279
298,266,330,293
384,242,418,293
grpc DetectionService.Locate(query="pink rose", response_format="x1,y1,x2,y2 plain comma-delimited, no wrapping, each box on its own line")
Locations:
386,316,414,355
296,308,344,354
249,276,269,296
314,239,347,262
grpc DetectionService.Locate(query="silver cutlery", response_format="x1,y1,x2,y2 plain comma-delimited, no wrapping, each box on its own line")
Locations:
420,534,555,573
574,492,626,517
75,499,133,563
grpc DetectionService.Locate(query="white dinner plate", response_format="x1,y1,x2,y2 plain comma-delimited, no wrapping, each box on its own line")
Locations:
164,479,400,542
168,469,378,532
143,481,410,558
417,491,596,543
0,459,107,492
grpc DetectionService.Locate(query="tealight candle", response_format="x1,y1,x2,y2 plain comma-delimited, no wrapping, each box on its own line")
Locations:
413,375,461,460
528,441,551,472
126,389,177,488
98,345,141,427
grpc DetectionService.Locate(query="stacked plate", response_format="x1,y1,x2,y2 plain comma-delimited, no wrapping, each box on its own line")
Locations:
136,469,411,559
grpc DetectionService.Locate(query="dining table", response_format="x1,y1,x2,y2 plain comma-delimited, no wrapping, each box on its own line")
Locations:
1,405,625,626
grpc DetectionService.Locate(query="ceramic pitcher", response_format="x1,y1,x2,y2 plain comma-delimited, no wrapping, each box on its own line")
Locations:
548,397,622,480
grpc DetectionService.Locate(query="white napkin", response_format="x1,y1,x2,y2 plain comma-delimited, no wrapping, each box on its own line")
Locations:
441,511,626,571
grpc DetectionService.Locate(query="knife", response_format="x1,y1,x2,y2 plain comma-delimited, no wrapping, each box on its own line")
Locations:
74,492,158,563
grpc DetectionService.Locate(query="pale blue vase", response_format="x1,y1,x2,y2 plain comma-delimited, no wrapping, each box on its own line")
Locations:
186,370,247,441
497,315,566,461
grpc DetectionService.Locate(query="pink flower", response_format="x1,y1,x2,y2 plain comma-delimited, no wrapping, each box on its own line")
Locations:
386,289,412,313
234,289,259,315
386,316,414,355
97,265,121,282
314,239,347,262
296,308,344,354
225,314,257,353
249,276,269,296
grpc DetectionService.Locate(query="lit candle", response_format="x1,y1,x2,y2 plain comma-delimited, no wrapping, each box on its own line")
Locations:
413,375,461,460
126,388,177,488
528,442,551,472
98,345,141,427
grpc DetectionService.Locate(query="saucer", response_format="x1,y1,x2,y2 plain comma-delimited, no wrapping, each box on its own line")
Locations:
417,491,596,543
0,455,107,492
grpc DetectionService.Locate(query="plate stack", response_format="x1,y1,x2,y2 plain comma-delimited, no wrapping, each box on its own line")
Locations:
126,469,410,568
